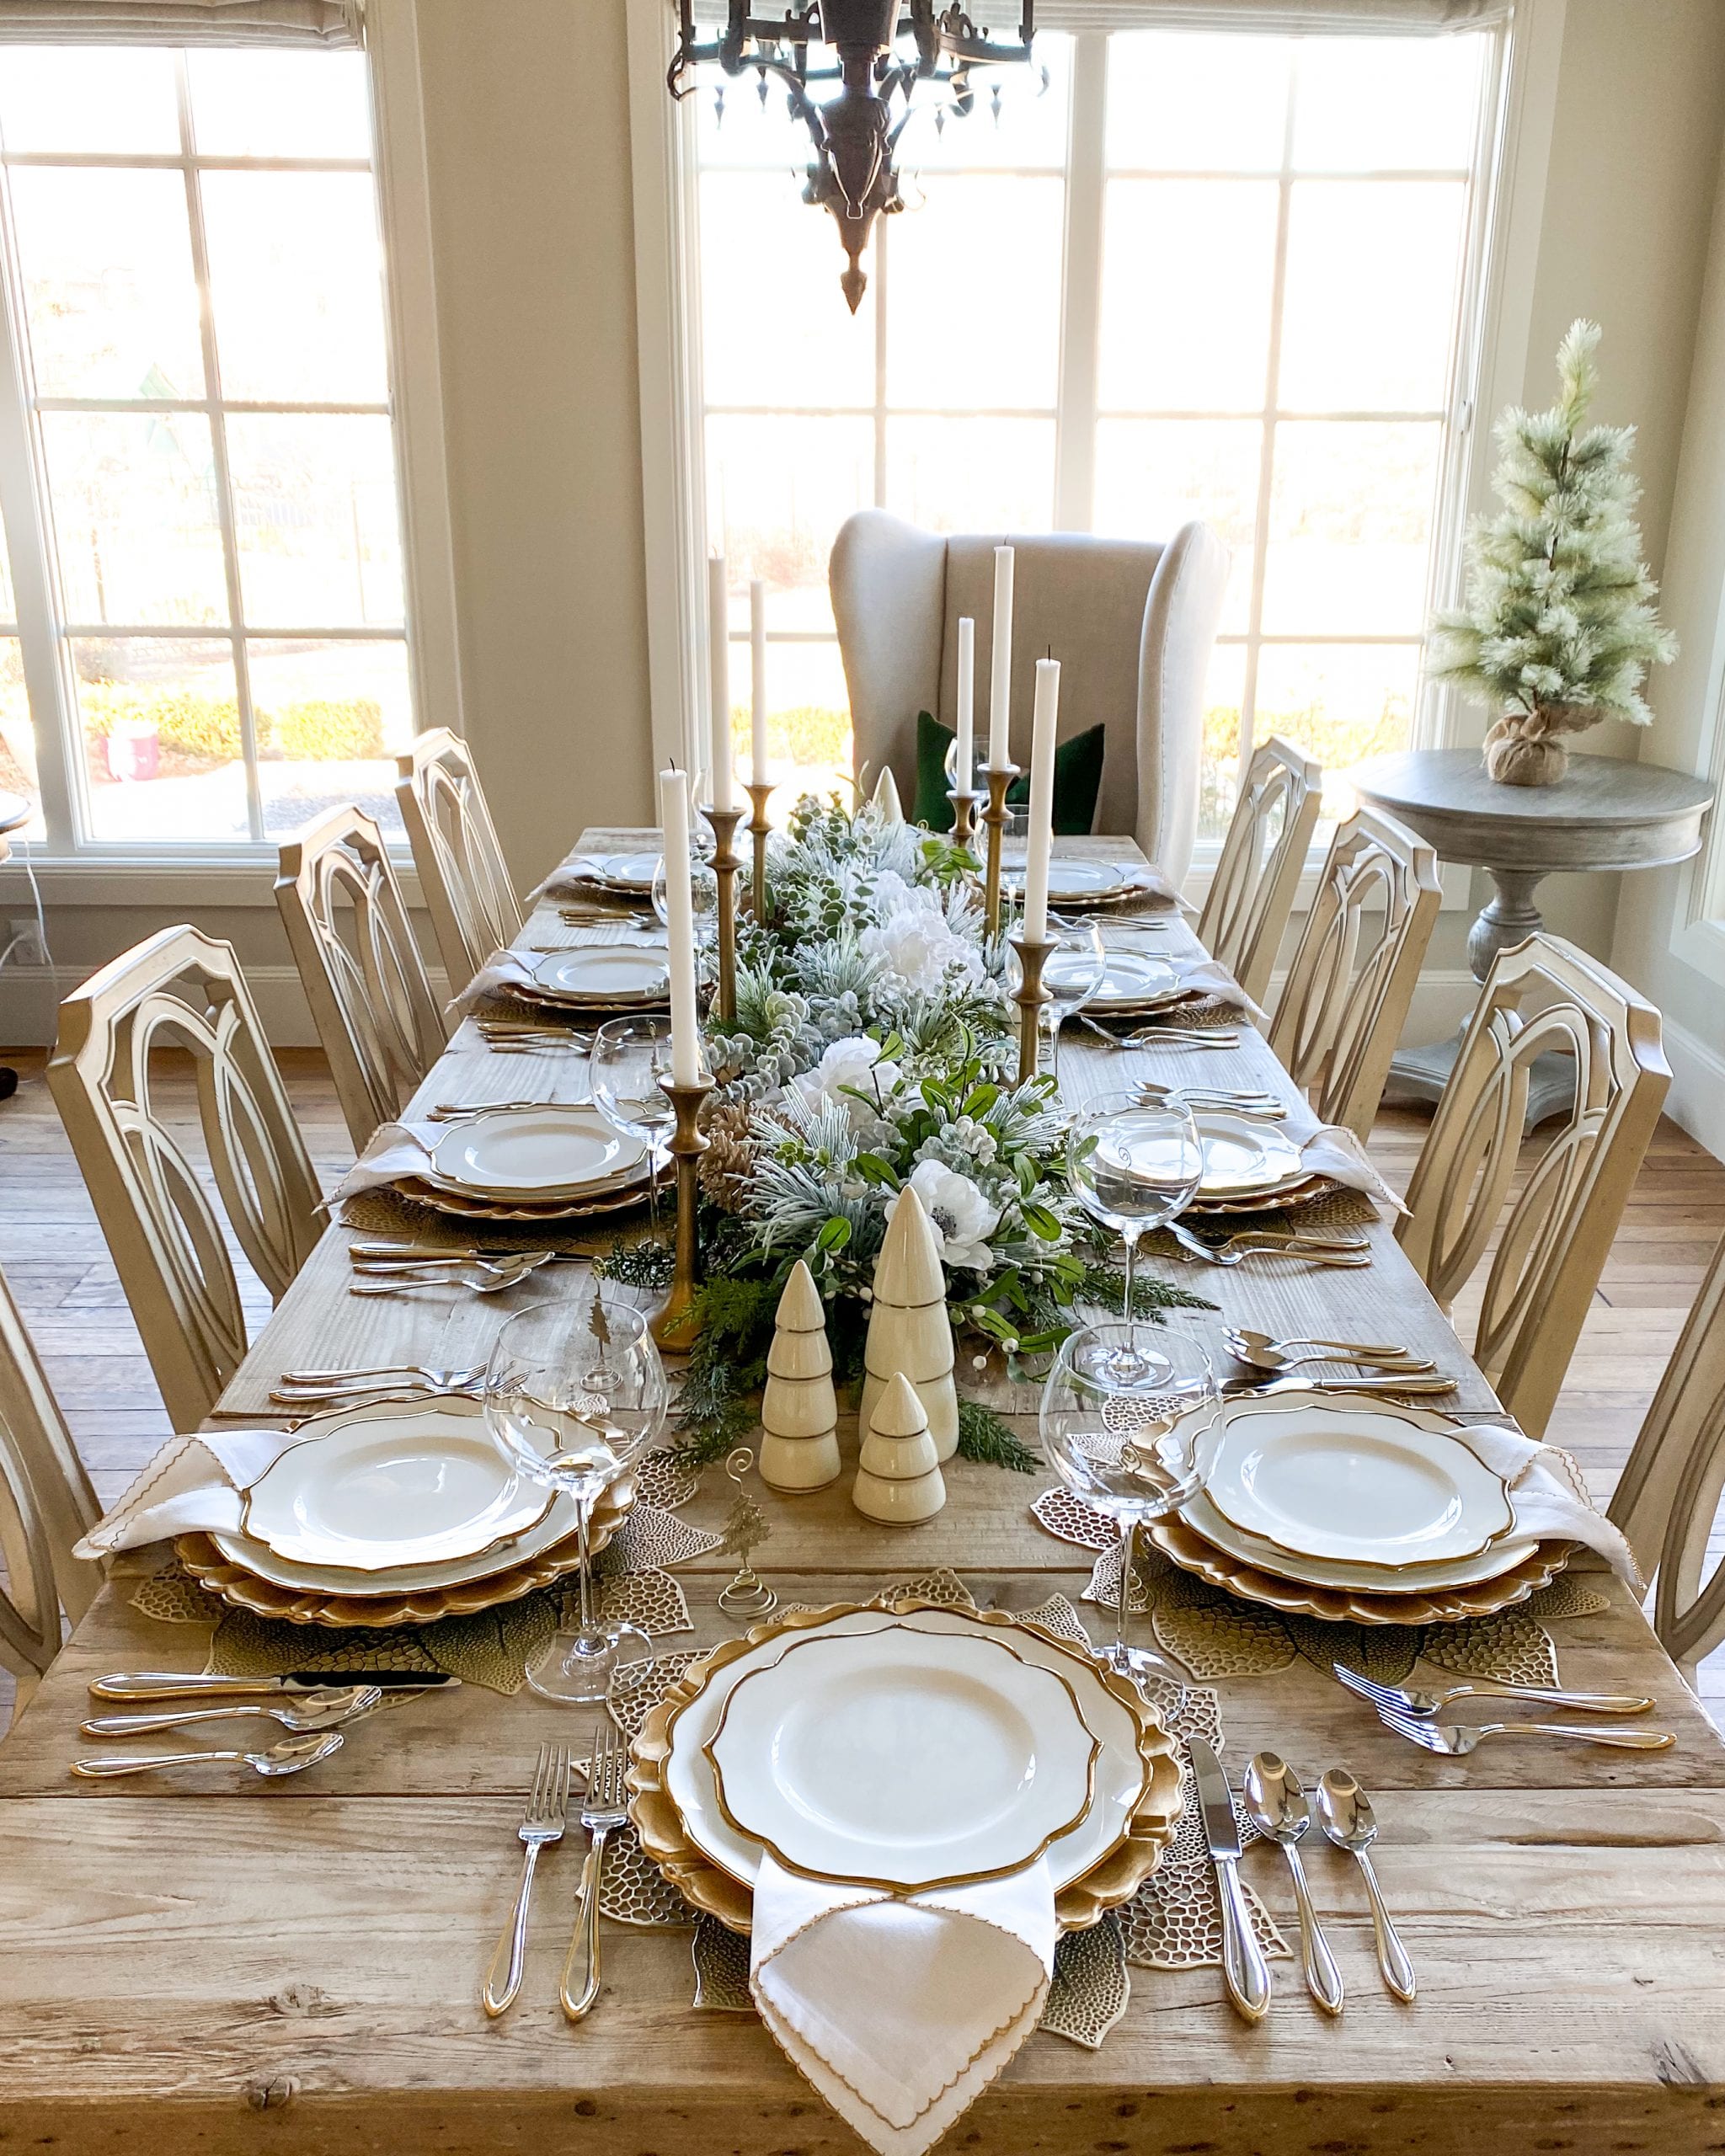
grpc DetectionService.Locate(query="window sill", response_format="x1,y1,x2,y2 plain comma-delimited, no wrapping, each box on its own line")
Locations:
0,850,425,910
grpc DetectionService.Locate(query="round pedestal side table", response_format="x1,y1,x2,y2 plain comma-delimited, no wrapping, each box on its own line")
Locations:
1350,748,1714,1128
0,790,35,1101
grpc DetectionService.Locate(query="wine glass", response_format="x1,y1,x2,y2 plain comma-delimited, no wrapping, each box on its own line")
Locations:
1039,915,1106,1083
590,1016,677,1228
650,855,719,989
1040,1321,1217,1704
484,1294,669,1705
1066,1088,1204,1381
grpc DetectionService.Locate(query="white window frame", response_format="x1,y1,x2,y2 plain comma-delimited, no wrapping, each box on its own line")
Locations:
0,0,460,897
628,0,1567,900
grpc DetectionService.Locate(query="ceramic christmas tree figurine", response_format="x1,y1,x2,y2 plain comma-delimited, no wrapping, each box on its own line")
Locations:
860,1183,959,1460
759,1259,841,1493
852,1369,946,1525
871,765,905,822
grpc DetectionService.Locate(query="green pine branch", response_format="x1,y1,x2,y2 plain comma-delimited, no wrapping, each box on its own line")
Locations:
954,1399,1039,1475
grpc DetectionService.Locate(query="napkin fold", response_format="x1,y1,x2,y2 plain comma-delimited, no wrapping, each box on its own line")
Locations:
1455,1422,1642,1589
750,1853,1056,2156
1119,863,1195,912
323,1119,450,1207
1144,957,1267,1028
74,1428,306,1557
1296,1124,1409,1216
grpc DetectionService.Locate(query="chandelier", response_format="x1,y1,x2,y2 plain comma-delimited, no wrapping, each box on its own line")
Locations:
670,2,1040,312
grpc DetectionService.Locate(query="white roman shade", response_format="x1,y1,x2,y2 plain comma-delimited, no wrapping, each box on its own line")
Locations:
0,0,362,44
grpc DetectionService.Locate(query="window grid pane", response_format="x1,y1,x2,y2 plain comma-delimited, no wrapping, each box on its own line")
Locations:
0,42,413,847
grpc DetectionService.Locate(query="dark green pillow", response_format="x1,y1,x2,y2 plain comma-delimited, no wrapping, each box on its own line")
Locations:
911,709,1104,836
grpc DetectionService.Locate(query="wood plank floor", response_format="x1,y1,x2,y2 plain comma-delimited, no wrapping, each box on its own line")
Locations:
0,1053,1718,1721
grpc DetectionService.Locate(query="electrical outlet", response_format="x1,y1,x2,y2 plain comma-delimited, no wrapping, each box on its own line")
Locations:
5,916,48,967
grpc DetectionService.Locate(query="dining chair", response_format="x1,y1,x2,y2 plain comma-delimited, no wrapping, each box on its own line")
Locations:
395,728,523,990
47,926,323,1434
1606,1230,1725,1684
830,511,1229,884
0,1258,100,1712
276,805,448,1150
1268,804,1442,1144
1197,736,1323,1005
1397,932,1669,1441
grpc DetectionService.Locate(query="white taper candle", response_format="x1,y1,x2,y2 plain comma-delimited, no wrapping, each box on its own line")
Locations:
955,615,975,796
659,764,701,1088
988,545,1014,770
750,578,769,787
1023,657,1060,943
708,556,733,813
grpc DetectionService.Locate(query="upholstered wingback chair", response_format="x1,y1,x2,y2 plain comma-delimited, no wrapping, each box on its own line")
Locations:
829,511,1229,883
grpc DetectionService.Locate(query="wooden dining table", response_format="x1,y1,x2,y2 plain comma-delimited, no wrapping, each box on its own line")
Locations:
1,828,1722,2155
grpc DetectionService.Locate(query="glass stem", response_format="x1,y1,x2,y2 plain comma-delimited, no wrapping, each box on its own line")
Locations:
647,1149,660,1231
1122,1227,1140,1350
574,1494,595,1640
1116,1518,1135,1661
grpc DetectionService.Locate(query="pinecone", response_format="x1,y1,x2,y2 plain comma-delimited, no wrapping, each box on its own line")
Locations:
698,1097,758,1212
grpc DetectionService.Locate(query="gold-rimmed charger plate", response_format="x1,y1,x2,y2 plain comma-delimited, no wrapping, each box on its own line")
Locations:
629,1596,1183,1933
389,1171,651,1225
178,1474,634,1626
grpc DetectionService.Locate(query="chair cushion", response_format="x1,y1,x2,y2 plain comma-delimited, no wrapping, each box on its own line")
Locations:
912,711,1105,835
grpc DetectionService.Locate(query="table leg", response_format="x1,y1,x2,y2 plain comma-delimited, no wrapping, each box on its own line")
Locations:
1386,863,1576,1129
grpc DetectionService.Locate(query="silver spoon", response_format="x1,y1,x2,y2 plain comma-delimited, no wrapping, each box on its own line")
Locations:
1316,1768,1416,2002
81,1687,381,1738
1243,1753,1344,2015
1224,1330,1434,1375
71,1731,346,1780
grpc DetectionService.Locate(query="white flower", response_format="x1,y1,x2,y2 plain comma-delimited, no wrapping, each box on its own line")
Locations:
790,1034,902,1131
861,887,986,995
887,1159,1001,1273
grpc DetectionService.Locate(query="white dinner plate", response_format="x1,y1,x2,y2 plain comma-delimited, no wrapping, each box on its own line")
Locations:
242,1401,553,1572
577,851,660,892
215,1399,581,1594
1194,1111,1306,1198
1003,858,1133,902
704,1625,1101,1891
666,1606,1149,1896
1203,1396,1516,1565
1181,1484,1539,1592
528,948,670,1003
1084,951,1186,1009
430,1104,646,1197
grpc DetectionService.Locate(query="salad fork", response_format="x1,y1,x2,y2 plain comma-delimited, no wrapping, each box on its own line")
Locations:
1374,1703,1674,1754
1334,1664,1656,1718
483,1742,571,2018
562,1723,629,2023
71,1731,345,1779
82,1687,381,1737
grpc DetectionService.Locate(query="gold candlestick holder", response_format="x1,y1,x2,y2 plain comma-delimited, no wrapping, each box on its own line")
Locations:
701,802,745,1026
649,1072,713,1351
1008,931,1055,1086
981,764,1019,936
744,781,773,922
947,787,985,851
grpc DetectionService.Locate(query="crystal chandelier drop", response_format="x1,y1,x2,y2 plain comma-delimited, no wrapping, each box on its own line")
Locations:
670,2,1040,313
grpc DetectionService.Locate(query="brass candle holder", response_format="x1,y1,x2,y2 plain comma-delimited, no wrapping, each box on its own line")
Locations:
1008,931,1055,1086
744,781,773,921
649,1071,713,1351
701,802,745,1026
947,787,985,851
981,764,1019,936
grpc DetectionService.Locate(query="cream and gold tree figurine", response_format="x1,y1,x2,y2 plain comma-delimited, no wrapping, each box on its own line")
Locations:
852,1369,946,1524
758,1258,841,1494
859,1183,959,1461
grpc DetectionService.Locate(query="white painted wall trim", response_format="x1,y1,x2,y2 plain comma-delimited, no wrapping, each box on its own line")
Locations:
1661,1015,1725,1165
0,852,426,910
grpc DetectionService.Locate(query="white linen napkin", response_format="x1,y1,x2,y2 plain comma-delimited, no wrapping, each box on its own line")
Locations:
1296,1124,1409,1216
527,857,658,906
323,1120,447,1207
1452,1423,1642,1589
73,1428,306,1557
1147,957,1267,1028
750,1853,1056,2156
1119,863,1195,912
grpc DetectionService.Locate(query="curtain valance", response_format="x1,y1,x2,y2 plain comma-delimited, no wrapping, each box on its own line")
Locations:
0,1,361,45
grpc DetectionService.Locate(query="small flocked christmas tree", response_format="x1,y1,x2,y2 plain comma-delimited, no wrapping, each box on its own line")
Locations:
1429,320,1676,787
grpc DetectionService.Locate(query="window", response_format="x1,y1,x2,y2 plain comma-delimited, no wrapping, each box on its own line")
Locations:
0,42,414,848
689,22,1500,830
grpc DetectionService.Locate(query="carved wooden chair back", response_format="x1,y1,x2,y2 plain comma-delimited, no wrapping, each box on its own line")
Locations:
1397,933,1669,1440
1608,1231,1725,1681
0,1260,99,1706
48,926,323,1433
1196,735,1322,1004
394,728,521,989
276,807,447,1149
1268,804,1441,1143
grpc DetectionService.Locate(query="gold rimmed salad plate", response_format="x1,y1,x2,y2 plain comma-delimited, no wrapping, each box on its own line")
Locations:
427,1103,647,1199
1192,1111,1306,1198
1005,859,1135,905
701,1624,1102,1893
524,948,670,1006
1081,950,1192,1012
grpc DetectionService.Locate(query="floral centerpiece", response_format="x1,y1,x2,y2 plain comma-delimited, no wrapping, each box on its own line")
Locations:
603,794,1205,1466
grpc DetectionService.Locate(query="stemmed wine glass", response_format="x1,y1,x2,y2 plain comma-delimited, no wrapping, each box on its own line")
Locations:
1066,1087,1204,1382
651,855,719,989
484,1294,669,1705
1040,1321,1217,1705
590,1015,677,1228
1028,913,1106,1084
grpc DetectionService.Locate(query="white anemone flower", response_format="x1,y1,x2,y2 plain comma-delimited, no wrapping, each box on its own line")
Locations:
861,886,986,995
790,1034,902,1129
887,1158,1001,1273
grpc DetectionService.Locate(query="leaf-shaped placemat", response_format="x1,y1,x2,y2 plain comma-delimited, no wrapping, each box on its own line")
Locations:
692,1914,753,2011
1041,1915,1130,2049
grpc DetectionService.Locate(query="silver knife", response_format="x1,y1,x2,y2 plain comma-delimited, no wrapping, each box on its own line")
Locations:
89,1671,460,1700
1221,1373,1458,1399
1189,1737,1272,2023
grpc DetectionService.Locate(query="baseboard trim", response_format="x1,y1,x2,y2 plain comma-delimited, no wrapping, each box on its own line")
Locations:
1661,1017,1725,1163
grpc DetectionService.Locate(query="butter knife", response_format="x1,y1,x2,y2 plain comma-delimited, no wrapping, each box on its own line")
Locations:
1189,1737,1272,2023
90,1671,460,1700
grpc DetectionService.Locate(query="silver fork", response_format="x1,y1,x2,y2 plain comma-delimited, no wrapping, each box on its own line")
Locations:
561,1722,629,2023
82,1686,381,1737
1334,1663,1656,1719
71,1730,345,1778
1374,1703,1674,1754
1167,1222,1370,1267
483,1741,571,2018
278,1362,486,1390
